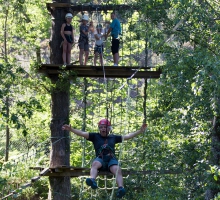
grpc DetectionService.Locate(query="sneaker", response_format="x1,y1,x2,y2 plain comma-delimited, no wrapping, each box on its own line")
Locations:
116,187,126,198
86,178,98,189
113,63,118,66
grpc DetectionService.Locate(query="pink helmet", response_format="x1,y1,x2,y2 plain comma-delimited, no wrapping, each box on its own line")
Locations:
98,119,111,126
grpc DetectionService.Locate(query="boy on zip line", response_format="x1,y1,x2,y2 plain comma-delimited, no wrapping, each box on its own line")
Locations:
62,119,147,198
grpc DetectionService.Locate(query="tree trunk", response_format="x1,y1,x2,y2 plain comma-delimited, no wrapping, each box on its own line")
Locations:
4,6,9,162
205,116,220,200
48,76,71,200
5,96,9,162
143,35,148,124
48,0,71,199
49,0,71,64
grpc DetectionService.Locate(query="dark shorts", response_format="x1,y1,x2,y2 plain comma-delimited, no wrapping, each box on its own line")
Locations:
111,39,120,55
64,34,73,44
93,155,118,172
78,36,89,51
94,45,104,54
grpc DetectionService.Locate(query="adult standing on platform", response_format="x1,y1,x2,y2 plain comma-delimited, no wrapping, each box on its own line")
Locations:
105,12,121,66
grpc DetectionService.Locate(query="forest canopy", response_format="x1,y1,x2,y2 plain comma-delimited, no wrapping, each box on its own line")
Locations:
1,0,220,199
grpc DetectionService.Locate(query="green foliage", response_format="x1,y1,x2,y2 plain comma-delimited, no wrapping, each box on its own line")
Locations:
1,0,220,199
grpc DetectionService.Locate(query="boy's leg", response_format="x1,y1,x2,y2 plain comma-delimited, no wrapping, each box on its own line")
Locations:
79,40,85,65
94,52,98,66
100,53,103,66
110,162,126,198
79,49,84,65
109,165,123,187
84,43,89,65
84,51,89,65
90,160,102,179
86,158,103,189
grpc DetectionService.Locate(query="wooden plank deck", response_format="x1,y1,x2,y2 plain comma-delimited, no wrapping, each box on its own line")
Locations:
39,166,181,177
46,3,136,12
38,64,161,79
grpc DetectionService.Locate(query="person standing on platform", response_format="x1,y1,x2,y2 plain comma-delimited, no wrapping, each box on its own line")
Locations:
105,12,121,66
60,13,74,65
94,24,105,66
78,15,90,66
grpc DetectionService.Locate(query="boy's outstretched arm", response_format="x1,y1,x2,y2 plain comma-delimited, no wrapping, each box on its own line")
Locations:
62,124,89,139
123,124,147,141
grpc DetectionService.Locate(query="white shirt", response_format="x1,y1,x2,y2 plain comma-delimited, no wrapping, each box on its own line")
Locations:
94,30,104,46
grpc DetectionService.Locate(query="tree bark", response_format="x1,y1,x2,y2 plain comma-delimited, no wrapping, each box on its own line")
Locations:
205,116,220,200
5,96,9,162
48,0,71,199
49,0,71,64
4,6,9,162
48,76,71,200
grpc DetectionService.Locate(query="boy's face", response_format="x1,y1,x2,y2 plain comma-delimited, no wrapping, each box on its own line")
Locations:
99,125,110,136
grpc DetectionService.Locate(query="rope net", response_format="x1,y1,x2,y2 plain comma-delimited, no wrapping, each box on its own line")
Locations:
68,77,159,200
0,77,184,200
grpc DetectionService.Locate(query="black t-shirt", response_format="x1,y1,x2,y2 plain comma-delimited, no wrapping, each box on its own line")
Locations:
87,133,122,157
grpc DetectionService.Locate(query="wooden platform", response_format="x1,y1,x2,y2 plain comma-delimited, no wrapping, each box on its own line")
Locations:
46,3,136,12
38,64,161,79
38,166,181,177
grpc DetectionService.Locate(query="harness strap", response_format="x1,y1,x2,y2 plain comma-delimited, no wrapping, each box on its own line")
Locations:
97,139,116,159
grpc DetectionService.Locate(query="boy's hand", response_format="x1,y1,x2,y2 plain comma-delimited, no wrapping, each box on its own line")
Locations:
62,124,71,131
141,124,147,133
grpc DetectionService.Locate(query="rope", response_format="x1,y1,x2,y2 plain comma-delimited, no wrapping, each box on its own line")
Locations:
79,78,88,200
94,8,109,121
94,9,107,84
50,136,70,145
109,79,138,199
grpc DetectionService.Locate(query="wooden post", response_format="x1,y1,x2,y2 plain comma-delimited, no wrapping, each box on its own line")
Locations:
47,0,71,199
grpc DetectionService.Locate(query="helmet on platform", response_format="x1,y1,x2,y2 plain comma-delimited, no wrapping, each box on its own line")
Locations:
82,15,89,21
65,13,73,19
98,119,111,126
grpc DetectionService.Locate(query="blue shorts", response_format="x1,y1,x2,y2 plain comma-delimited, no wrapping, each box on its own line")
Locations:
93,155,118,172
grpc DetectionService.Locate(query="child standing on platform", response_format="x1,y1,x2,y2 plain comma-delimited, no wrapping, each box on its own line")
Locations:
94,24,104,66
60,13,74,65
78,15,90,66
